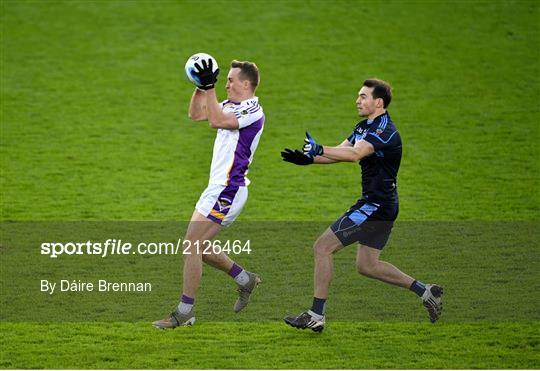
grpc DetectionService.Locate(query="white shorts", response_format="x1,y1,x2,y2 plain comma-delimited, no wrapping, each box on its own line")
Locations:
195,184,248,227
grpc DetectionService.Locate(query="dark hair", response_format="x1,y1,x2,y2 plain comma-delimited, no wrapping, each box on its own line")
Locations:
363,79,392,108
231,60,260,90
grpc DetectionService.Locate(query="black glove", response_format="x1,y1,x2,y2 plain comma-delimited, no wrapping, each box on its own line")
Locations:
194,59,219,90
281,148,314,165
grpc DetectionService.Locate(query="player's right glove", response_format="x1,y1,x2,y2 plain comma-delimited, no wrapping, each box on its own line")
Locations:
303,132,324,157
281,148,314,165
193,58,219,90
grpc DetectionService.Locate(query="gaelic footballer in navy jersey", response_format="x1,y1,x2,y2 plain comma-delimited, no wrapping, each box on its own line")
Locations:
281,79,443,332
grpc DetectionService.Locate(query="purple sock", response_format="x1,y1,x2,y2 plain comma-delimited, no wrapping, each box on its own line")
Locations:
228,263,243,278
181,294,195,304
178,294,195,314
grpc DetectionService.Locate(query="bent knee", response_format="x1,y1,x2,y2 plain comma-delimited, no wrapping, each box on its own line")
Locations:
313,229,343,257
356,261,376,277
313,239,337,257
313,242,331,257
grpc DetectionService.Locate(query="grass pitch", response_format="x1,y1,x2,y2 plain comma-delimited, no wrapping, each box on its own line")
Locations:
2,322,538,369
1,0,539,369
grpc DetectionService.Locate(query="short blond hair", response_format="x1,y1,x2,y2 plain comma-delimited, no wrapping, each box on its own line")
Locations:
231,60,260,90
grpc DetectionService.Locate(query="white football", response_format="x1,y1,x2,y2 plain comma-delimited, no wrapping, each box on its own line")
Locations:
184,53,218,86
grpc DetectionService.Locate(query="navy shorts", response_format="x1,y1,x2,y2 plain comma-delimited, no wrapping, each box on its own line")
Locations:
330,199,398,249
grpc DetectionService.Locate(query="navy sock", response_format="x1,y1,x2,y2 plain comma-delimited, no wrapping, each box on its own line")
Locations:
410,280,427,297
310,297,326,315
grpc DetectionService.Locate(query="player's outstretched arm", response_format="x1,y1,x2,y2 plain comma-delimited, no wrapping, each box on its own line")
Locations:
322,140,374,162
314,156,339,164
188,88,208,121
282,138,351,165
303,132,366,163
313,139,354,163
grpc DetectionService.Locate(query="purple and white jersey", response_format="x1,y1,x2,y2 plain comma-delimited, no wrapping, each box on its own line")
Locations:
208,96,264,186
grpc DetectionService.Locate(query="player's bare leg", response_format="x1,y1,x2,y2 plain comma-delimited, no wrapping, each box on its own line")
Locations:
153,210,260,329
181,210,223,298
284,228,342,332
196,224,261,313
201,245,235,272
356,245,443,322
153,211,222,329
356,245,414,287
184,212,247,274
313,228,344,298
182,209,261,313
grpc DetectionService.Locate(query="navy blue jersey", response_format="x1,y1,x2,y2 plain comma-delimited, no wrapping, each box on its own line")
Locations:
347,112,401,205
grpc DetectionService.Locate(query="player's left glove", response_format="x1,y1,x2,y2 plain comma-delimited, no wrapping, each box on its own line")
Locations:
281,148,314,165
303,132,323,157
193,58,219,90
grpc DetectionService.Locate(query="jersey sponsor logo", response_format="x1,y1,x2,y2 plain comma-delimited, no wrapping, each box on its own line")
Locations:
375,128,383,135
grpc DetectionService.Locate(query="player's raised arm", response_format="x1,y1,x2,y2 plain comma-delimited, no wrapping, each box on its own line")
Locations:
190,57,239,129
204,89,239,129
188,88,208,121
185,55,218,122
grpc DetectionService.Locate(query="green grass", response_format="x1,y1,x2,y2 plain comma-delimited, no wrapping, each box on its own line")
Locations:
1,0,539,369
1,222,539,368
1,0,538,221
2,322,539,369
